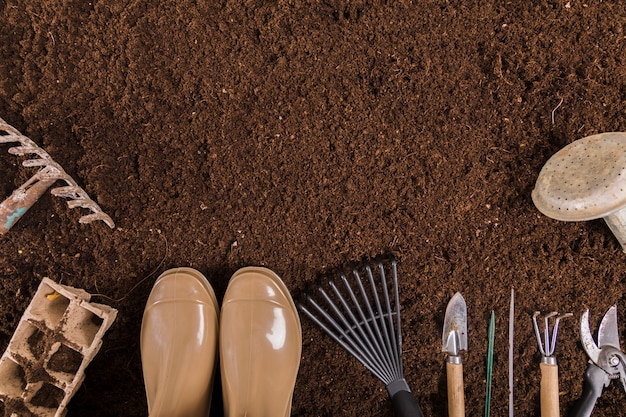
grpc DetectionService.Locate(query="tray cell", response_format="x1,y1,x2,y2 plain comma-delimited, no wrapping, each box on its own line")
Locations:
0,357,27,397
29,284,70,330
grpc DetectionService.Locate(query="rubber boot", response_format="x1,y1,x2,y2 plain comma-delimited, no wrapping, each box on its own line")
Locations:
140,268,219,417
220,267,302,417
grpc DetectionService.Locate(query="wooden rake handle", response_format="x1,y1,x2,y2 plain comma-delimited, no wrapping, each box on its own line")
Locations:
540,362,560,417
446,361,465,417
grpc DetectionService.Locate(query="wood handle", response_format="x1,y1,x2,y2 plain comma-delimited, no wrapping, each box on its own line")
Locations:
540,362,559,417
446,361,465,417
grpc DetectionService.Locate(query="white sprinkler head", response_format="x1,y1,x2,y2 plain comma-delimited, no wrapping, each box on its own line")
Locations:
532,132,626,252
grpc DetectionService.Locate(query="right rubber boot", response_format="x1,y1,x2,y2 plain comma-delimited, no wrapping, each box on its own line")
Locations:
140,267,219,417
220,266,302,417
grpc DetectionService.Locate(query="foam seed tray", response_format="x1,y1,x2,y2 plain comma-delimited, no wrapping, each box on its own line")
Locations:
0,278,117,417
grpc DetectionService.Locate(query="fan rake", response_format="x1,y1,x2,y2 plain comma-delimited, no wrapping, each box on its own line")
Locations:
299,255,424,417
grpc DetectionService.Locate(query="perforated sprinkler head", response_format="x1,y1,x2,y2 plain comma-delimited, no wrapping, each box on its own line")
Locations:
532,132,626,252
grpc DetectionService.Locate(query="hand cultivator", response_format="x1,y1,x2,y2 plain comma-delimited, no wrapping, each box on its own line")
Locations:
0,117,114,233
532,311,572,417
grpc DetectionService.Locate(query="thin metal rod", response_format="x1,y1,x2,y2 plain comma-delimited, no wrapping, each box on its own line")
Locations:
532,311,545,356
485,311,495,417
389,256,404,376
509,288,514,417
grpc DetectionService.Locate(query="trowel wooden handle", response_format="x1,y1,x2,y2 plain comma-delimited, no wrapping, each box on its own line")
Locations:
540,362,559,417
446,361,465,417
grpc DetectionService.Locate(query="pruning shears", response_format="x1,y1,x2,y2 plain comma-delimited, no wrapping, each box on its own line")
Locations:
569,305,626,417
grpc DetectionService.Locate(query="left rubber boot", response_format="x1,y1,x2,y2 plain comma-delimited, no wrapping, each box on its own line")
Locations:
220,266,302,417
140,267,219,417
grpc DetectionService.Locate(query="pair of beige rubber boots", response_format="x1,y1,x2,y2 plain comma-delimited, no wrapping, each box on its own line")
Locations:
140,266,302,417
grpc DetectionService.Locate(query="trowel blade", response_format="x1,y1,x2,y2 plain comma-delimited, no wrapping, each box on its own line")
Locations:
442,292,468,356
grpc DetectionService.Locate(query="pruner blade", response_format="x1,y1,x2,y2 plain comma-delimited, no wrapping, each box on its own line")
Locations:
598,305,620,350
580,305,626,381
571,306,626,417
580,309,602,365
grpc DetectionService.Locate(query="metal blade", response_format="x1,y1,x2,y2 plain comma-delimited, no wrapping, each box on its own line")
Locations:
442,292,468,356
598,305,620,350
580,309,601,364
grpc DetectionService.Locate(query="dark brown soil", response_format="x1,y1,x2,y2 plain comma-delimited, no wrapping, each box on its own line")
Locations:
0,398,36,417
1,1,625,416
30,382,64,409
26,325,47,360
48,344,83,375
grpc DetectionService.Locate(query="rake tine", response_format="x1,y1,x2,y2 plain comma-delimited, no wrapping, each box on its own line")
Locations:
353,265,396,379
550,313,572,355
543,312,557,355
317,284,383,372
337,272,394,382
364,262,399,380
532,312,546,356
383,255,404,376
301,293,390,382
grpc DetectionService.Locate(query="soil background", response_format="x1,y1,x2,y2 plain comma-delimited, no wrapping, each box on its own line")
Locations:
1,1,626,416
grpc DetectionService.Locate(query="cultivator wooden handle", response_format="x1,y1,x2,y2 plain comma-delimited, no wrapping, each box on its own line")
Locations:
540,362,560,417
532,311,571,417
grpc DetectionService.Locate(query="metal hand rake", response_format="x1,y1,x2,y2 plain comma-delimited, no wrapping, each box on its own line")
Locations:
298,255,424,417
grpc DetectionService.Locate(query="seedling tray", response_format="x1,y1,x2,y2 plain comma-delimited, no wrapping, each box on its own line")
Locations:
0,278,117,416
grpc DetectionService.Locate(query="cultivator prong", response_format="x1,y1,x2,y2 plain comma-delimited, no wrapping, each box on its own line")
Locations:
0,117,114,233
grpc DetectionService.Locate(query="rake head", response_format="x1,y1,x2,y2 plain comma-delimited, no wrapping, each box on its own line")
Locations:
0,117,114,233
299,256,424,417
298,255,408,394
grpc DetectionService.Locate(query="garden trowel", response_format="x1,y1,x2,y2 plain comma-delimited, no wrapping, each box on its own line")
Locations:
442,292,468,417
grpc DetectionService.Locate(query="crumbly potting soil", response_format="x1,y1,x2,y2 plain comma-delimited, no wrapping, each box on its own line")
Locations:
1,1,626,416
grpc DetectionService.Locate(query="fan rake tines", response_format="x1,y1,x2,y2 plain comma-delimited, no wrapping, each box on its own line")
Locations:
299,256,404,387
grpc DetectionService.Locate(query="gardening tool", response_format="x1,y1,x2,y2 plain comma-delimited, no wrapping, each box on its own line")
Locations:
532,132,626,253
509,288,514,417
0,172,56,234
298,255,424,417
569,305,626,417
0,117,114,232
442,292,467,417
485,311,495,417
532,311,572,417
